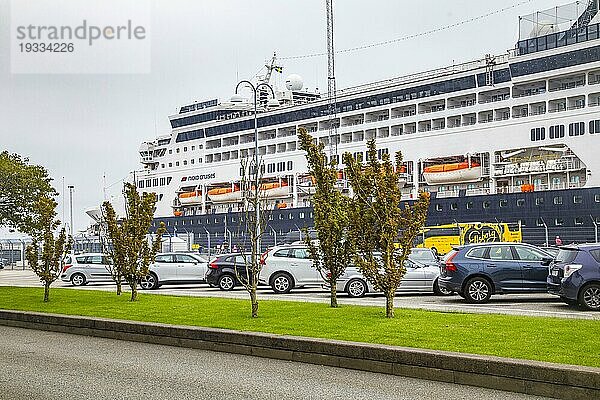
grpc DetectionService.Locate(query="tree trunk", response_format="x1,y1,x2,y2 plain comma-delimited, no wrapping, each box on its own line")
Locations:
250,285,259,318
43,282,50,302
130,281,138,301
116,280,122,296
385,290,395,318
329,278,338,308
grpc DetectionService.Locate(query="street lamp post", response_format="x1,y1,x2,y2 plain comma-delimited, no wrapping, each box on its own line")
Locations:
232,81,278,254
68,185,75,237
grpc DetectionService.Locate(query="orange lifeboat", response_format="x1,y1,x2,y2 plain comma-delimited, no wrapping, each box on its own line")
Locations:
521,184,535,192
207,185,241,202
276,202,288,209
173,210,183,217
423,162,482,184
178,191,202,205
261,181,290,198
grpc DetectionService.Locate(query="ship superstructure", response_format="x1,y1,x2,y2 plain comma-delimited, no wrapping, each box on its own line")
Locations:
137,1,600,247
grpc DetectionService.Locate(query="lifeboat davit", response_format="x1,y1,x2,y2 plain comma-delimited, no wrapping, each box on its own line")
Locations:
423,162,482,184
298,176,317,195
207,186,242,202
178,191,203,205
260,181,290,198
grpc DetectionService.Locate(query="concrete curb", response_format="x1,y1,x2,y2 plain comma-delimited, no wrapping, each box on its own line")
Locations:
0,310,598,399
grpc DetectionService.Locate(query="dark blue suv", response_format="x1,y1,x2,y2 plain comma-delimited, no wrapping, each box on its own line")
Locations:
438,243,553,303
547,244,600,311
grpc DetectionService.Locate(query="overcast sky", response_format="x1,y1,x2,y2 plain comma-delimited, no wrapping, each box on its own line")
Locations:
0,0,562,235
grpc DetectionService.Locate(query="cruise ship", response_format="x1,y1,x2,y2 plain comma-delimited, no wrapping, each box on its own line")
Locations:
136,1,600,249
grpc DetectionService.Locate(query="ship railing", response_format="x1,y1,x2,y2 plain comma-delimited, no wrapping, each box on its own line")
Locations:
436,190,460,198
590,102,599,107
334,53,509,99
548,81,585,92
465,188,491,196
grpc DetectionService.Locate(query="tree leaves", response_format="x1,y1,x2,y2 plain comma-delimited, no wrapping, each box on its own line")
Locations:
101,183,166,301
0,151,56,234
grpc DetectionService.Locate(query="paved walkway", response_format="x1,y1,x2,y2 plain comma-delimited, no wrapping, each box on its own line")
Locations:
0,325,550,400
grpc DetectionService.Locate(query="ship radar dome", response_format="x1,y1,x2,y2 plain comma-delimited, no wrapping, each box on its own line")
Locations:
285,74,303,91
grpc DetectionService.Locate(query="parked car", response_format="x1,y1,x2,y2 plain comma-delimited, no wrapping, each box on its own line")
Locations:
205,253,254,291
438,243,554,304
407,247,439,264
139,253,208,289
335,257,453,298
0,257,8,269
547,244,600,311
60,253,113,286
259,245,324,294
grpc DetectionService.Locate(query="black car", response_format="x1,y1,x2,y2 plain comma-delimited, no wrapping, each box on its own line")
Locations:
438,243,554,303
206,253,254,291
547,244,600,311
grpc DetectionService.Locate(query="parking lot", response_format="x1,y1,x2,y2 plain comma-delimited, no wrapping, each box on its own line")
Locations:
1,268,598,320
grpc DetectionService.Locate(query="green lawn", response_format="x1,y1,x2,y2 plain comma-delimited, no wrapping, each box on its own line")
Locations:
0,286,598,367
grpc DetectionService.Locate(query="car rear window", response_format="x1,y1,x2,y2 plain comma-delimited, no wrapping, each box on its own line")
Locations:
589,249,600,263
556,249,578,264
409,249,436,263
443,249,458,262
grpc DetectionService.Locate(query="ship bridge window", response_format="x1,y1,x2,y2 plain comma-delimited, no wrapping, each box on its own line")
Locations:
569,122,585,136
549,125,565,139
590,120,600,134
530,127,545,141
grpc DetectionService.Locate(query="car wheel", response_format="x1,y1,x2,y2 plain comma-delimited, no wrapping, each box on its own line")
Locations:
271,273,293,294
139,273,159,290
70,273,86,287
346,279,367,298
579,284,600,311
218,274,236,291
463,277,492,304
433,279,453,296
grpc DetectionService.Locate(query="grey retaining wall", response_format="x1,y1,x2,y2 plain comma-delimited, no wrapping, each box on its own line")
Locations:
0,309,598,399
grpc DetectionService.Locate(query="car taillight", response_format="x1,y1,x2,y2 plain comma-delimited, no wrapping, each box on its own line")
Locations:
62,264,72,273
259,250,269,265
208,261,219,269
445,252,458,272
563,264,582,279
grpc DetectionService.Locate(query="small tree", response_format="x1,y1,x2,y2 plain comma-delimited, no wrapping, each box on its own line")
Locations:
25,196,71,302
343,140,430,318
102,183,165,301
99,206,124,296
235,156,269,318
298,127,352,308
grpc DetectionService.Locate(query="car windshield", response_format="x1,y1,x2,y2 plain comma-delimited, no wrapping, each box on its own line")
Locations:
409,249,437,263
555,249,579,264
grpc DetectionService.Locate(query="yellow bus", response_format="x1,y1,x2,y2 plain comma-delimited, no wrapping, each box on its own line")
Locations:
414,222,522,255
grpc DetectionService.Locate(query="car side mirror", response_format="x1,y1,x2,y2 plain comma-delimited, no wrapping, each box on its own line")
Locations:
541,257,553,266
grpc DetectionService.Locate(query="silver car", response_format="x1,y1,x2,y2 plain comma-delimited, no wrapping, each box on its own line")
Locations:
139,253,208,289
60,253,113,286
335,252,453,298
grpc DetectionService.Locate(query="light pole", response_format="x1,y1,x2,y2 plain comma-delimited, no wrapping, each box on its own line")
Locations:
232,81,278,254
68,185,74,237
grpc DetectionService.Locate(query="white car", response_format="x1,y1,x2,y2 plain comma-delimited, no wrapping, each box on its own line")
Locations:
140,252,208,289
259,245,324,294
60,253,113,286
335,257,453,298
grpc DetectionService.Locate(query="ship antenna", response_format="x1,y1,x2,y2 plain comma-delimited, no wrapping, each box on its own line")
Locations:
326,0,338,160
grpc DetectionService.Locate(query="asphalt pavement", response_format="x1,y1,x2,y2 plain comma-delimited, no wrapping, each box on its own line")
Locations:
1,269,598,320
0,325,551,400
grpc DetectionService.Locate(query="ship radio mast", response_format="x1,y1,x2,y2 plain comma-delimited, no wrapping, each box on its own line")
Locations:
326,0,338,159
